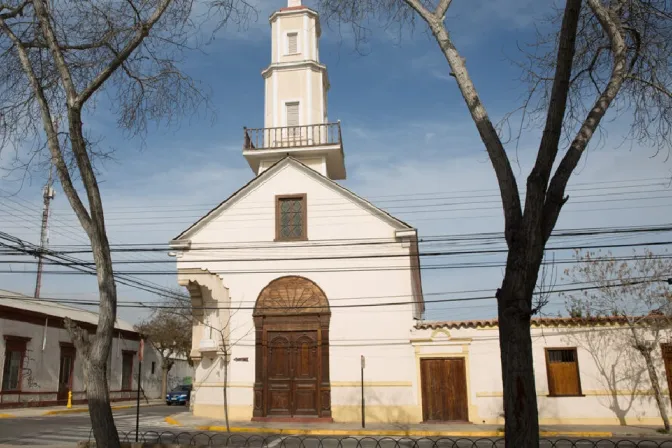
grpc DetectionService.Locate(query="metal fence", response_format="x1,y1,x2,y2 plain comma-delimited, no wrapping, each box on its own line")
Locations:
108,432,672,447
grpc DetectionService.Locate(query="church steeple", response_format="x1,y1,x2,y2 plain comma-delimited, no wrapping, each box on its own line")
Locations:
242,0,345,180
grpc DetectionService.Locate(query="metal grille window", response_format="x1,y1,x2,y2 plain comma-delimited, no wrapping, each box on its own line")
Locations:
2,349,23,391
287,32,298,54
276,195,306,241
545,348,583,397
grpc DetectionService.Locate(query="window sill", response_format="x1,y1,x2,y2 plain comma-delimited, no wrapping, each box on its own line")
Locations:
546,394,585,397
284,52,301,56
274,237,308,243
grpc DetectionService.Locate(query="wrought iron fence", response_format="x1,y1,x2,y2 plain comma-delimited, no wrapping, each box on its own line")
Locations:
105,432,672,447
243,122,342,150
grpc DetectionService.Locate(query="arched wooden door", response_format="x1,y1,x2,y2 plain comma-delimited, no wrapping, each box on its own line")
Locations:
252,276,331,420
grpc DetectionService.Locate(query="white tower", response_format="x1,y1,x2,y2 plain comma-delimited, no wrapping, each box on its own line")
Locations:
243,0,345,180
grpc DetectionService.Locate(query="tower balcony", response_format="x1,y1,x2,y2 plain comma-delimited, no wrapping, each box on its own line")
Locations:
242,122,345,180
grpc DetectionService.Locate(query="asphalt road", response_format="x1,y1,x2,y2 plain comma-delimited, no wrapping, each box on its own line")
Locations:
1,406,671,447
0,405,181,446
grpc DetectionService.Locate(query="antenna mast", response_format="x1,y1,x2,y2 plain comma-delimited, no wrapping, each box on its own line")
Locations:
34,121,58,298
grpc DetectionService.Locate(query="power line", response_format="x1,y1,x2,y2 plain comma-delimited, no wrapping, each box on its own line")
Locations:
26,176,669,211
4,223,672,252
5,193,671,226
0,279,664,310
3,240,671,266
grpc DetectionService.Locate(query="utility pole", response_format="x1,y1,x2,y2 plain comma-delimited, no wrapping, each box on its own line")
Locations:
34,164,55,298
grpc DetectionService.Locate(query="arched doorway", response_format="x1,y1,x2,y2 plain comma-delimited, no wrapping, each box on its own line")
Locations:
252,276,331,420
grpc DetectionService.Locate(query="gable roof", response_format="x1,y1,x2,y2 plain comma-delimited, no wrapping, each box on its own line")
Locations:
171,156,414,242
0,289,135,332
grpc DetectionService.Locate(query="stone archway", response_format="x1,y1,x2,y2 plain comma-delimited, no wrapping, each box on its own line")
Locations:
252,276,331,420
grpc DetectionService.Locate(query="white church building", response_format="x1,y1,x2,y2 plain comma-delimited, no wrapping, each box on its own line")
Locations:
169,0,672,426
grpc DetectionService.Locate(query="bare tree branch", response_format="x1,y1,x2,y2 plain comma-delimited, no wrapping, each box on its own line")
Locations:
77,0,172,107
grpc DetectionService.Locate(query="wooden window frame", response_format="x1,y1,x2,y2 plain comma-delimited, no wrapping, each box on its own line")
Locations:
58,343,77,394
121,350,136,391
2,335,31,392
544,347,584,397
275,194,308,242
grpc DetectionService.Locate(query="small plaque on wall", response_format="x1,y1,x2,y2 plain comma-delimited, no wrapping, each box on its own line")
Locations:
234,357,249,362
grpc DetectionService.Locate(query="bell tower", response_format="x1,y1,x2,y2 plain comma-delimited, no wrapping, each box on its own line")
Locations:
242,0,345,180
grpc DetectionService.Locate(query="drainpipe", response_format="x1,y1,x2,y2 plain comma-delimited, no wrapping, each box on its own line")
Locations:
42,318,48,350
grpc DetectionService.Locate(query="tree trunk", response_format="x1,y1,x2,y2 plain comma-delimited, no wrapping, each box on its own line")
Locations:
497,252,541,447
161,364,170,398
86,359,119,446
223,349,230,432
640,349,670,432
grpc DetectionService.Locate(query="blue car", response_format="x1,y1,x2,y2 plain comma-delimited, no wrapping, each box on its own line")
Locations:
166,384,191,405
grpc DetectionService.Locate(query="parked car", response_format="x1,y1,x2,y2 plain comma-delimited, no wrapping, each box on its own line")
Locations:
166,384,191,405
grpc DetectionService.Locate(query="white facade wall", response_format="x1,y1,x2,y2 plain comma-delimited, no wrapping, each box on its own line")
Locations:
175,162,420,421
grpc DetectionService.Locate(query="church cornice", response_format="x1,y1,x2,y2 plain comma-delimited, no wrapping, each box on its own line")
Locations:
269,6,321,37
269,6,319,23
261,60,327,79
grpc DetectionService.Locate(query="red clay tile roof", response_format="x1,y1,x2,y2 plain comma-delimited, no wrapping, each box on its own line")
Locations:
415,316,632,329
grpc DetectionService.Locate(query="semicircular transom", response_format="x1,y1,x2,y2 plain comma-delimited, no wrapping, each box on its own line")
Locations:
254,276,330,316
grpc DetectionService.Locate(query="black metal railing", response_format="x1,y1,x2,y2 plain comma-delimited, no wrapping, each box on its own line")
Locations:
99,431,672,447
244,122,342,150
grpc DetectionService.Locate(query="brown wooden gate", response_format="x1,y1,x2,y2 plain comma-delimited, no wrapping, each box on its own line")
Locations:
421,358,468,422
252,276,331,420
266,330,319,416
57,344,76,402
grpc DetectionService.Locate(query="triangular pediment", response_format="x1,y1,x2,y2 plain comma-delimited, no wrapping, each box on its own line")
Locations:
171,157,413,243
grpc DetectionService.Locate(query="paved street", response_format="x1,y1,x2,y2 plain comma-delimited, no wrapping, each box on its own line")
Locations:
1,406,672,447
0,405,181,446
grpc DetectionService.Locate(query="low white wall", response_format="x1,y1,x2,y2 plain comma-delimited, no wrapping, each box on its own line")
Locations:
412,324,672,425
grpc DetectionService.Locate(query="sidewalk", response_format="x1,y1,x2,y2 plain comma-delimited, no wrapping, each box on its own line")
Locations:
165,411,672,438
0,399,164,418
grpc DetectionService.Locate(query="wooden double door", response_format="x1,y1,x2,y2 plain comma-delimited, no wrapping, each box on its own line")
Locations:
265,330,320,417
57,345,75,401
421,358,469,422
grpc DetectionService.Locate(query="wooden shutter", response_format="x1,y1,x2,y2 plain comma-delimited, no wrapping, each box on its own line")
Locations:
545,348,582,396
286,102,300,127
287,33,298,54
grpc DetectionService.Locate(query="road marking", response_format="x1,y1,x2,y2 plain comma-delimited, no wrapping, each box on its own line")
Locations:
268,436,284,448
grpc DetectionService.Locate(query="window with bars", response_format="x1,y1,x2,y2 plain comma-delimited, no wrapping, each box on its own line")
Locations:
2,350,23,391
287,32,298,54
276,195,307,241
545,348,583,397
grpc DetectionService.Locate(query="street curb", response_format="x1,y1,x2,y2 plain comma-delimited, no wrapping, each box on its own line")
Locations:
164,417,613,438
165,416,180,426
0,414,15,419
43,402,164,416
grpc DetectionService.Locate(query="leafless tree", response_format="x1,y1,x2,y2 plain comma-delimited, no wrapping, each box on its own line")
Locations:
0,1,254,446
563,324,645,426
564,249,672,431
135,294,193,398
315,0,672,444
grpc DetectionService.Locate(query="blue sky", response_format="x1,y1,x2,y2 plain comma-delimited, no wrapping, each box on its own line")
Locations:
1,0,671,324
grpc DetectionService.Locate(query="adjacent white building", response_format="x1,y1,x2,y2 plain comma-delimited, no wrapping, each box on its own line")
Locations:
0,290,192,408
169,0,672,427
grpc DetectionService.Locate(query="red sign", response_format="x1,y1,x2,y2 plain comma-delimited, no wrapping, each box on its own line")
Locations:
139,339,145,362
